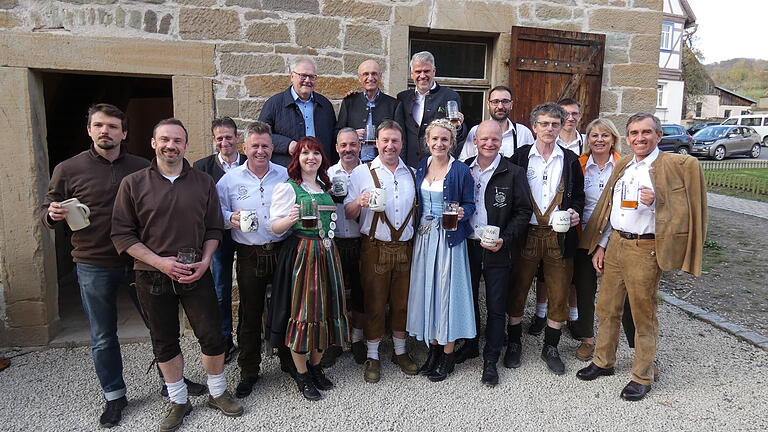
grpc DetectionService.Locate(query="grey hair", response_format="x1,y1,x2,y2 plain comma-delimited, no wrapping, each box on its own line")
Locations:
410,51,435,70
245,121,272,138
424,118,457,152
530,102,567,127
290,56,317,72
337,127,357,141
626,113,663,136
376,119,404,139
584,118,622,155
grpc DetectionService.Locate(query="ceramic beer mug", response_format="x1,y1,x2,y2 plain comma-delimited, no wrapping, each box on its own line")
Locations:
550,210,571,233
479,225,501,247
60,198,91,231
368,188,387,212
240,209,259,233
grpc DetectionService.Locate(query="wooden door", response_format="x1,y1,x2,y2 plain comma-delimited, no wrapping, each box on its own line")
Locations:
509,26,605,130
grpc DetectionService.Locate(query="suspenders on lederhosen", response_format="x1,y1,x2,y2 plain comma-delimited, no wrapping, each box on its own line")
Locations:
530,175,566,227
366,162,417,242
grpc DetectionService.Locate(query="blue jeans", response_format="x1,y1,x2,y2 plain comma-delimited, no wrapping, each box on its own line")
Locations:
75,263,137,401
211,230,236,341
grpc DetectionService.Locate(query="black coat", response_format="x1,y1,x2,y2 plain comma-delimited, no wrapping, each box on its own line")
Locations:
335,91,405,133
192,153,247,184
464,156,533,267
508,144,585,259
396,83,467,167
258,87,338,167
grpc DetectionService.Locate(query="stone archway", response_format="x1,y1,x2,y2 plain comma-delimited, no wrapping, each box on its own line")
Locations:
0,33,215,346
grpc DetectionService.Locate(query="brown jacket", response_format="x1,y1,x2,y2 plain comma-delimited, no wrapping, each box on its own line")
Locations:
40,145,149,266
111,159,224,271
580,151,707,276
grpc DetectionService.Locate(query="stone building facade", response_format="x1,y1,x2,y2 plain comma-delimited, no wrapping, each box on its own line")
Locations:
0,0,662,346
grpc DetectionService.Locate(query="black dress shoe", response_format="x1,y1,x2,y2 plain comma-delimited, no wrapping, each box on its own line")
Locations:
481,359,499,387
294,372,321,401
503,342,522,369
418,344,442,376
527,316,547,336
99,396,127,428
320,345,343,368
454,338,479,364
620,380,651,401
427,352,456,382
161,377,208,397
567,320,582,340
540,345,565,375
307,361,334,391
576,363,615,381
224,340,238,365
234,376,259,398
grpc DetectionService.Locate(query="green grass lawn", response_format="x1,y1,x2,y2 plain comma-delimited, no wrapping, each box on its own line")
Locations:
705,168,768,200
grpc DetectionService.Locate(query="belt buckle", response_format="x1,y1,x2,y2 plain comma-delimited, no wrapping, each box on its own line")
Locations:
262,242,274,251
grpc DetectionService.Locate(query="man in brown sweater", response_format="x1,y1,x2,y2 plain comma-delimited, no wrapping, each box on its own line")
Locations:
112,119,243,431
40,104,202,428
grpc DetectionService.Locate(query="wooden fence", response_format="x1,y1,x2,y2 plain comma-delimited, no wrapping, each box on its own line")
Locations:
700,160,768,171
704,170,768,195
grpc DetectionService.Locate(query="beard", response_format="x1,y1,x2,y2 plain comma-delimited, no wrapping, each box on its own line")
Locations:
96,138,117,150
490,110,509,121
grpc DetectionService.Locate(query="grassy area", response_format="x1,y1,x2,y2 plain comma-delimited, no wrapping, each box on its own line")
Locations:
705,168,768,197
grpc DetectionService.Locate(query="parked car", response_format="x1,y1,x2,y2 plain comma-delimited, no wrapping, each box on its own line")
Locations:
722,114,768,147
687,122,720,135
659,124,694,155
689,125,761,160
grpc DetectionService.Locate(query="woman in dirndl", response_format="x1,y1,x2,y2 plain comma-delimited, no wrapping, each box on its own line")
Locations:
407,118,476,382
268,136,349,401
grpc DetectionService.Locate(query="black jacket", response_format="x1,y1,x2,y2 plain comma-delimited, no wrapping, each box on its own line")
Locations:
258,87,338,167
509,144,585,259
336,90,405,133
396,83,467,167
192,153,247,184
464,156,533,267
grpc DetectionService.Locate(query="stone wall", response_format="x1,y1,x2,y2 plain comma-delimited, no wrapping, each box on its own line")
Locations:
0,0,662,345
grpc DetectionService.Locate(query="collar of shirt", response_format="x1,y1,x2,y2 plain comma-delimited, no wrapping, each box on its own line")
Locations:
369,156,409,175
469,153,501,174
427,155,456,169
628,146,660,168
329,161,362,175
414,81,437,98
239,160,279,180
290,86,314,104
585,154,615,171
363,89,380,104
529,142,564,161
218,152,240,169
501,119,518,137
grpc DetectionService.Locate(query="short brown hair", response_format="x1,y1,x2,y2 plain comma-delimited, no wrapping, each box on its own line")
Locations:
211,117,237,135
245,121,271,138
87,103,127,131
153,118,188,143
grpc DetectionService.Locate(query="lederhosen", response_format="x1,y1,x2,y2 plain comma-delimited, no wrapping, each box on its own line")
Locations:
507,175,574,323
360,163,418,340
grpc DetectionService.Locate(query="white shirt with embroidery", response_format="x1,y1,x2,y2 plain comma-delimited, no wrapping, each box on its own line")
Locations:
526,143,565,225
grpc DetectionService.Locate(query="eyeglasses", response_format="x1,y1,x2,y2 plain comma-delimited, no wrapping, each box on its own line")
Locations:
565,112,581,118
292,71,318,81
535,121,562,129
489,99,512,106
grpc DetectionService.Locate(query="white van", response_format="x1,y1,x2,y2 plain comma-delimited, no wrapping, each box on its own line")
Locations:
722,114,768,146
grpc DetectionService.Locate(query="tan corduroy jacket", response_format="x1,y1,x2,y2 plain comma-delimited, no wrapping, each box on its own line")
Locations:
580,151,707,276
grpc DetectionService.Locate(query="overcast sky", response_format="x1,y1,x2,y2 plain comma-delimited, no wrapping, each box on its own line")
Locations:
685,0,768,64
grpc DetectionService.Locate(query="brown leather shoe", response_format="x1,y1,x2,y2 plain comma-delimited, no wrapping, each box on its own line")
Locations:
391,353,418,376
207,390,244,417
364,359,381,383
0,356,10,372
575,341,595,361
159,401,192,432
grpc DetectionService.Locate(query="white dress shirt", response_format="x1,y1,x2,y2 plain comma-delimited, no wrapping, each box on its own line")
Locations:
216,161,288,245
412,82,437,126
582,154,616,229
459,119,535,161
556,132,586,156
218,153,241,172
270,181,326,224
526,143,565,225
599,147,659,247
468,153,501,239
345,156,415,242
328,161,362,238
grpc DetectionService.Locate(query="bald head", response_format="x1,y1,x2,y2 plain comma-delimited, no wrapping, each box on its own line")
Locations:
358,60,381,95
474,120,503,161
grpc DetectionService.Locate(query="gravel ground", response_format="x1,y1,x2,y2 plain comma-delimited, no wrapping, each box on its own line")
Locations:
1,303,767,432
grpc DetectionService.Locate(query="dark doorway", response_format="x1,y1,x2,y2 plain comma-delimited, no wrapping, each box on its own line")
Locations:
41,71,172,342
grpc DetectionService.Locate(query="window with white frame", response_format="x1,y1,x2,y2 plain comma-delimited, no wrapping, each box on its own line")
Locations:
661,22,673,51
657,84,665,107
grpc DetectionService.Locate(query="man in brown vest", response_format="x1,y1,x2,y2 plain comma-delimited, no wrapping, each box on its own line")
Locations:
576,113,706,401
344,120,419,383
